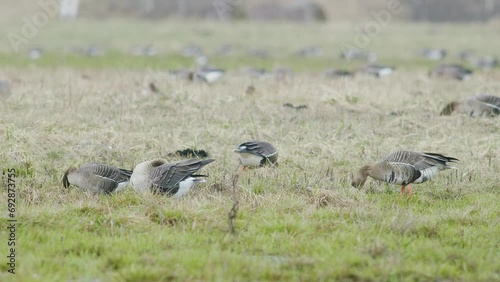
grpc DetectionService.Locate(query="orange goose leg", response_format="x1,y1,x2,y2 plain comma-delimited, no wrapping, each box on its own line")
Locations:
401,186,406,196
407,185,413,197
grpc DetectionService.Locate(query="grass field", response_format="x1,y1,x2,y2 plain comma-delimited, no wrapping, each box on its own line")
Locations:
1,20,500,281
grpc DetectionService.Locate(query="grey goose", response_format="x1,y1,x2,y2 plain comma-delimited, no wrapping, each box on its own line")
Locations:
351,151,458,197
234,141,278,169
62,163,132,194
440,94,500,117
429,64,473,81
130,158,215,198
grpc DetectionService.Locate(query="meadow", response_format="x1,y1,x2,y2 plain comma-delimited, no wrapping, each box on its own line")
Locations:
0,20,500,281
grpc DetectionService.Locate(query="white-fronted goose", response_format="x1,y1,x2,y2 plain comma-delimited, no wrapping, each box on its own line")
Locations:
324,68,353,78
62,163,132,194
351,151,458,197
440,94,500,117
295,46,323,58
420,48,447,60
429,64,473,81
130,158,215,198
357,64,395,77
28,47,43,60
195,66,225,84
340,49,377,62
234,141,278,169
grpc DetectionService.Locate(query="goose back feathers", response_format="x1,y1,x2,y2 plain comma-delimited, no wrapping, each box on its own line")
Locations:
234,141,278,168
131,158,215,197
62,163,132,194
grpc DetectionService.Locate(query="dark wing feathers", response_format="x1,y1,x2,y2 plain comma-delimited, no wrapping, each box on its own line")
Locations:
236,141,277,157
383,151,458,171
152,159,215,195
81,163,131,183
476,94,500,113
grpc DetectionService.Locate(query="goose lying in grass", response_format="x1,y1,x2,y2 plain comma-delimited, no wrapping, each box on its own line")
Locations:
351,151,458,197
440,94,500,117
234,141,278,169
429,64,473,81
130,158,215,198
62,163,132,194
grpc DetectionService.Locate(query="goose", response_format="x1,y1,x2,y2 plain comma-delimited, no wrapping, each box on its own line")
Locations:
195,66,225,84
295,46,324,58
351,151,458,197
0,79,11,97
28,47,43,60
62,163,133,194
234,141,278,169
130,158,215,198
324,68,353,78
440,94,500,117
429,64,473,81
420,48,447,60
357,64,395,77
340,49,377,62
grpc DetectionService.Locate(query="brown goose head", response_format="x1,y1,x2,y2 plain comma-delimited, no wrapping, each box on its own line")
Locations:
351,165,371,188
440,101,460,116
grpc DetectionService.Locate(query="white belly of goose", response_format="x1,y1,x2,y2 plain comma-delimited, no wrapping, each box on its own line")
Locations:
173,177,203,199
238,153,264,167
114,181,129,192
413,166,442,184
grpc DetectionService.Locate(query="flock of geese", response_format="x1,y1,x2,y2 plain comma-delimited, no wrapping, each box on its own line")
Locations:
10,44,500,198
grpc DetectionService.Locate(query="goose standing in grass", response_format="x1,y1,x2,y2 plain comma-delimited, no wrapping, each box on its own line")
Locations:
440,94,500,117
420,48,447,60
351,151,458,197
62,163,133,194
130,158,215,198
234,141,278,170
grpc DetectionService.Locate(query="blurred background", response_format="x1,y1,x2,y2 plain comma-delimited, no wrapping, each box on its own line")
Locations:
2,0,500,22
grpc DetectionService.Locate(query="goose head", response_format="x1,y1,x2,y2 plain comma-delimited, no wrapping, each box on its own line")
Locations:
351,165,371,188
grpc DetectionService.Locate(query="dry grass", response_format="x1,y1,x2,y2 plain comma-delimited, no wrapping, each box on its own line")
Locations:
0,22,499,281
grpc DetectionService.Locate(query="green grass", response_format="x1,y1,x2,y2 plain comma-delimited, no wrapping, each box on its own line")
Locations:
1,21,500,281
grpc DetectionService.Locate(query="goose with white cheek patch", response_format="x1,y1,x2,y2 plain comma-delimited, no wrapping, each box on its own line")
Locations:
351,151,458,197
234,141,278,170
130,158,215,198
62,163,132,194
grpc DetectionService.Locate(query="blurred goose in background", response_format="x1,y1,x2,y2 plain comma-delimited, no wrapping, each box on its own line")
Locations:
84,45,104,57
130,45,157,57
357,64,395,78
234,141,278,170
470,56,498,69
440,94,500,117
130,158,215,198
195,66,225,84
0,79,11,98
340,49,377,62
323,68,353,78
247,48,270,59
352,151,458,197
28,47,43,60
429,64,473,81
295,46,324,57
62,163,133,194
420,48,447,60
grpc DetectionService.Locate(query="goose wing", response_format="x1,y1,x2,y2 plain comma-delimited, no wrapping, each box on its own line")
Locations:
235,141,277,158
475,94,500,113
373,160,421,185
150,159,215,195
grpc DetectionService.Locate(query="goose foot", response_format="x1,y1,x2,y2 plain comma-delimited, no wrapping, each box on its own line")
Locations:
242,166,247,171
407,185,413,197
